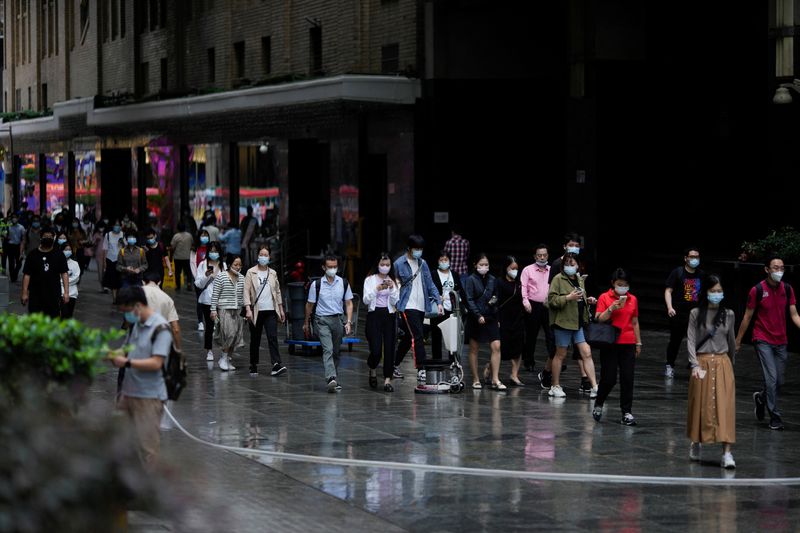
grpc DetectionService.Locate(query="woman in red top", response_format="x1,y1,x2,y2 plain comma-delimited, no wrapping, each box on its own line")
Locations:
591,268,642,426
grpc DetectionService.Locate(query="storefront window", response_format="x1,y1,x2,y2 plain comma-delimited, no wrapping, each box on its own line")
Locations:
19,154,38,214
188,144,229,231
238,144,279,235
44,153,67,216
75,151,100,222
144,144,179,234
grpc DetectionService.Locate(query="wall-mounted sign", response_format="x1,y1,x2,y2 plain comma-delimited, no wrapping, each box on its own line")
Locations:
434,211,449,224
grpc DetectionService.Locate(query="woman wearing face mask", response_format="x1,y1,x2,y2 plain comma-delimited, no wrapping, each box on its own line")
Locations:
190,229,212,331
363,253,400,391
116,231,148,289
67,218,89,274
210,255,246,371
591,268,642,425
102,220,125,303
464,253,504,390
60,243,81,319
547,253,598,399
93,220,107,292
496,256,525,386
431,251,464,362
686,274,737,469
195,242,226,362
244,245,287,377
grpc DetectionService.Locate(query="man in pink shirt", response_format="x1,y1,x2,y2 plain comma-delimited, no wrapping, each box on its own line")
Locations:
520,244,556,378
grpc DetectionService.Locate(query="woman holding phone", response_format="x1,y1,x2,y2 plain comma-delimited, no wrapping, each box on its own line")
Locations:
194,242,226,362
363,253,400,391
591,268,642,425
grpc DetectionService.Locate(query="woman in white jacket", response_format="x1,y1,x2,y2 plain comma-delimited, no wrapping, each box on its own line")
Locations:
194,241,226,362
60,242,81,319
362,253,400,392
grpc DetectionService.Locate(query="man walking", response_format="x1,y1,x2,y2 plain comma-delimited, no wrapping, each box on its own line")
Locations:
304,256,353,392
111,286,172,466
520,244,556,374
444,228,470,287
664,247,704,378
20,228,70,317
735,255,800,430
142,271,182,351
4,215,25,282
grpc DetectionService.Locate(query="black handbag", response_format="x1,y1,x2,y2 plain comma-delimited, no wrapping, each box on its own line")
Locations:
584,319,619,347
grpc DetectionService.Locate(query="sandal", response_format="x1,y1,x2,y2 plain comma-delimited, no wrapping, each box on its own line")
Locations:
491,381,508,391
384,382,394,392
472,381,483,389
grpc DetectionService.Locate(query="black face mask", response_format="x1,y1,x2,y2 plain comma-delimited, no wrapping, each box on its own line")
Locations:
40,237,55,248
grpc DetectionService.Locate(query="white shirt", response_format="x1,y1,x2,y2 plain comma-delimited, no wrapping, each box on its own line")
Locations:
143,285,180,323
438,270,455,312
61,258,81,299
256,270,275,311
194,260,224,305
406,257,425,312
103,231,124,262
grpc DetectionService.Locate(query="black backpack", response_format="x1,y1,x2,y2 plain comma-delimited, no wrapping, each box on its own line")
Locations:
752,280,794,323
152,324,187,401
307,276,350,317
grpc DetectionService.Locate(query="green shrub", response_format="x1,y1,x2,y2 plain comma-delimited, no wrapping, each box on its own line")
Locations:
741,227,800,264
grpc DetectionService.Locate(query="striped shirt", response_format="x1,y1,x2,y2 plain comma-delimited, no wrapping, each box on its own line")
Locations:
211,270,245,311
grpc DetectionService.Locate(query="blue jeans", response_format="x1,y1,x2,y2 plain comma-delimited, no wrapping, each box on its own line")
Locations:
754,341,788,421
554,327,586,349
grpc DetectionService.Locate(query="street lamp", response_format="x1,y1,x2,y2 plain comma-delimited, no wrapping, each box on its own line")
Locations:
773,79,800,104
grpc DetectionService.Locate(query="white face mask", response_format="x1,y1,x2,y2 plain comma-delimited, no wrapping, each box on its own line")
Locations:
507,269,518,279
566,246,580,255
477,266,489,275
536,260,548,267
326,268,338,278
771,271,784,282
614,286,629,295
378,265,391,275
563,265,578,277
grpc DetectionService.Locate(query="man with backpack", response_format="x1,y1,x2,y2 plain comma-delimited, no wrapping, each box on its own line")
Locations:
736,255,800,431
111,286,173,466
304,255,354,392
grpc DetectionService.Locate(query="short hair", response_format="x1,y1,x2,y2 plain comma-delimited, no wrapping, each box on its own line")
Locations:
323,254,339,265
684,247,700,257
407,234,425,249
438,250,450,260
535,243,549,253
560,252,580,271
116,286,148,307
765,254,784,268
40,227,55,237
143,271,162,284
563,232,580,245
257,243,271,254
145,227,156,236
125,230,137,239
610,267,631,284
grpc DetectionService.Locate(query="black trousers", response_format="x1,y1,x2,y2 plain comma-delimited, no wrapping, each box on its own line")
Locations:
594,344,636,415
60,297,77,319
249,310,282,367
174,259,192,289
523,300,556,367
200,303,214,350
395,309,426,369
366,308,397,379
430,310,454,361
4,243,21,282
666,313,690,366
29,294,61,318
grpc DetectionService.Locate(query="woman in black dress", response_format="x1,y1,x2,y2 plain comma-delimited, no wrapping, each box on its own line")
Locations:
496,256,525,386
464,253,504,390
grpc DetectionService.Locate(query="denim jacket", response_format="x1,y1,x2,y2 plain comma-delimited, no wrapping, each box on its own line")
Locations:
394,255,442,313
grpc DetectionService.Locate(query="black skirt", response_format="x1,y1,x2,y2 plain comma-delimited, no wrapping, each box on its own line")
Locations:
103,259,121,289
466,314,500,343
500,327,524,360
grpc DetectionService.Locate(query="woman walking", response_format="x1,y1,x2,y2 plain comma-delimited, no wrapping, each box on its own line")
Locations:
363,253,400,392
687,274,737,468
546,252,598,399
243,245,287,377
194,242,226,362
591,268,642,425
464,253,504,390
210,255,246,371
190,229,211,331
496,256,525,386
101,220,125,303
431,251,464,362
60,242,81,319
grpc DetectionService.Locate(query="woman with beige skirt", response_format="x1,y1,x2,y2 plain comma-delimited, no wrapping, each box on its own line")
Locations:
686,274,736,469
211,255,246,371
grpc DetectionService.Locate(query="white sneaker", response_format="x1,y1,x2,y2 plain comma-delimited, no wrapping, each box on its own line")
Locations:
665,365,675,378
589,386,598,399
198,322,205,332
548,385,566,398
218,356,230,371
206,350,214,361
689,442,701,461
417,369,427,383
228,357,236,370
721,452,736,469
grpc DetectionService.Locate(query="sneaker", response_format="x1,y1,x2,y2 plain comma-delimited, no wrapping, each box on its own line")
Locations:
548,385,566,398
417,369,427,383
621,413,637,426
664,365,675,378
769,419,785,430
271,363,287,377
579,379,592,393
589,386,598,399
753,391,766,421
592,405,603,422
206,350,214,361
198,322,205,332
392,367,404,379
326,377,338,393
218,356,230,371
689,442,701,461
249,365,258,376
721,452,736,469
538,370,552,390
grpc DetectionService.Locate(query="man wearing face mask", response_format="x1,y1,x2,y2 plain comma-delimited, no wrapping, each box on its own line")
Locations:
117,231,148,288
23,217,43,258
520,244,556,375
664,247,704,378
20,228,70,318
4,215,26,282
111,286,172,466
735,255,800,431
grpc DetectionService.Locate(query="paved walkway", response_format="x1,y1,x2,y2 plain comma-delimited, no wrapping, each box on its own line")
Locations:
10,266,800,532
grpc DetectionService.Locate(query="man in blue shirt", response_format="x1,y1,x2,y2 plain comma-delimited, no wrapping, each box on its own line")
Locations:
304,255,353,392
4,215,25,281
219,221,242,264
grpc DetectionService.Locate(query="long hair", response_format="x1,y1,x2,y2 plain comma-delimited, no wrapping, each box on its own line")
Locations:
560,252,580,274
696,273,728,330
368,252,395,278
